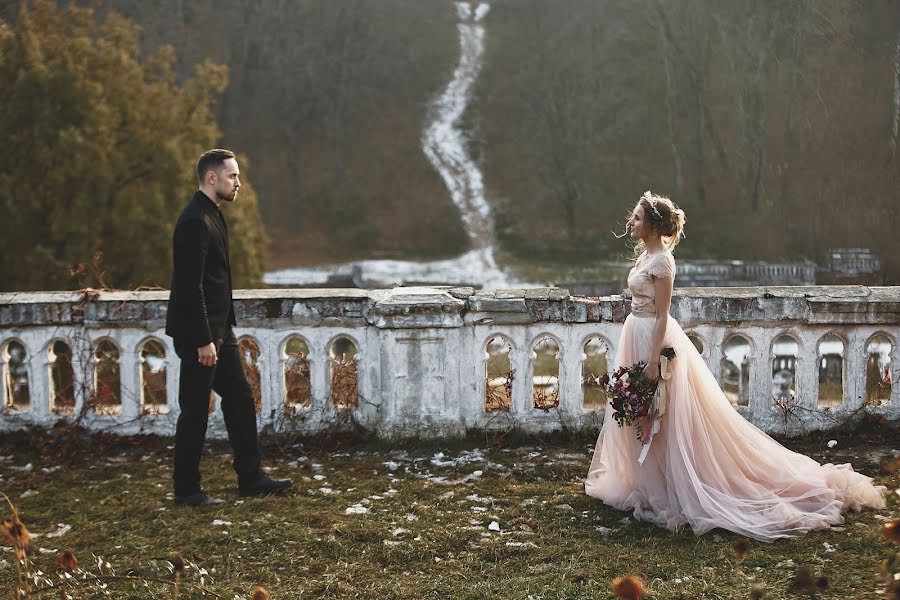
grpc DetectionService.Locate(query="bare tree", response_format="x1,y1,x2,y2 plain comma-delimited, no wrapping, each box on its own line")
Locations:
651,0,732,207
890,28,900,162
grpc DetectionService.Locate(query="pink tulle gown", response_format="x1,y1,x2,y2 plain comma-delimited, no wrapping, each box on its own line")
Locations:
584,250,886,542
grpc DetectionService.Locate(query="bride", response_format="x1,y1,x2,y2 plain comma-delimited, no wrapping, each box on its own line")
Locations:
584,192,886,542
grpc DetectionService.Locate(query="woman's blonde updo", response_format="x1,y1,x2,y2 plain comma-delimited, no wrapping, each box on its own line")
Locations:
633,191,686,255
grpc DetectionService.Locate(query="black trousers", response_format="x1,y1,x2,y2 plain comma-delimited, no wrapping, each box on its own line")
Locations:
173,335,261,496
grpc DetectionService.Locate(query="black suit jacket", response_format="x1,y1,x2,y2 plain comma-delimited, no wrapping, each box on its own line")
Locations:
165,191,236,348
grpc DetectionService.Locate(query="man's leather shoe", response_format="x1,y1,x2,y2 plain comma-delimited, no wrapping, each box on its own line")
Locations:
239,474,293,497
173,492,225,507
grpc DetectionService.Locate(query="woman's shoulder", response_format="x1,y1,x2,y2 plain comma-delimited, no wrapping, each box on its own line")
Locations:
642,249,674,262
645,250,676,278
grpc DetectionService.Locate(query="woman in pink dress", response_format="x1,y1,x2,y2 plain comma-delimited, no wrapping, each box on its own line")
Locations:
584,192,886,542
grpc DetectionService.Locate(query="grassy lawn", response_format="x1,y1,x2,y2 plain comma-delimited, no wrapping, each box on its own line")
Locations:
1,427,897,599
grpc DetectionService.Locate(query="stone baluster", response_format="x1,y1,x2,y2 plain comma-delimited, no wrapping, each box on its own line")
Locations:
704,326,724,388
796,329,816,411
270,332,290,427
28,335,52,422
69,330,89,418
564,332,583,416
116,332,142,422
511,331,529,420
749,327,775,417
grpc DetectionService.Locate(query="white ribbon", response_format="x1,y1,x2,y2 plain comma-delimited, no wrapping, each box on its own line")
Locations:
638,355,672,465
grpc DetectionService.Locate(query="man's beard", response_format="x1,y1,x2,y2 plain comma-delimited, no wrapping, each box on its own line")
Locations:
218,189,238,202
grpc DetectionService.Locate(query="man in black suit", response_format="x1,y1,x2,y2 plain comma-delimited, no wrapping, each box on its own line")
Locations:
166,148,291,506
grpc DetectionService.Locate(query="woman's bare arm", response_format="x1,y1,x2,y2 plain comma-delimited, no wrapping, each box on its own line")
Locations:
643,273,674,382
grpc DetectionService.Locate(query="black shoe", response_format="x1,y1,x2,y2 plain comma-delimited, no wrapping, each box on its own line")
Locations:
173,492,225,507
239,473,293,497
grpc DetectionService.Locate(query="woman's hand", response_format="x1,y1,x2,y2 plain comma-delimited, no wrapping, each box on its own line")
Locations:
642,361,659,383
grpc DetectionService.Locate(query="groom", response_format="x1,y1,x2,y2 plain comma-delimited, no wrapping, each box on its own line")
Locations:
166,148,292,506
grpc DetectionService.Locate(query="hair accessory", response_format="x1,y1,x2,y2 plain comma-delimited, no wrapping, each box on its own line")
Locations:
642,190,663,219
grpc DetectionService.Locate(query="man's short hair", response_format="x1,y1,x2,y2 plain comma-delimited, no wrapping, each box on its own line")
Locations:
196,149,236,184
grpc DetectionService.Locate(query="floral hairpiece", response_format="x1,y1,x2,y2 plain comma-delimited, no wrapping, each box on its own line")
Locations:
642,190,663,219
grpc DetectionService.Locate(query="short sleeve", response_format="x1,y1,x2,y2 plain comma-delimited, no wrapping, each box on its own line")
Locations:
646,253,676,280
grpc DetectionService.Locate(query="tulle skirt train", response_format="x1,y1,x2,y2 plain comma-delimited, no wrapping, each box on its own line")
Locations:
584,313,886,542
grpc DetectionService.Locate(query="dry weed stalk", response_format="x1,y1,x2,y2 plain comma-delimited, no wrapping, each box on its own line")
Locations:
1,491,229,598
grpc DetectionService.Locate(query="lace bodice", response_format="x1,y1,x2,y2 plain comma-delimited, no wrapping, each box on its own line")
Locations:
627,251,676,316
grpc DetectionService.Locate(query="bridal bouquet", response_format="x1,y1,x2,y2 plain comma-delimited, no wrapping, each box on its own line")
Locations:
600,347,676,445
600,363,655,440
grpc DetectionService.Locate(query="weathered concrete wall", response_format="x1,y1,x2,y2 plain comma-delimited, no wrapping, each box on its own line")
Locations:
0,286,897,438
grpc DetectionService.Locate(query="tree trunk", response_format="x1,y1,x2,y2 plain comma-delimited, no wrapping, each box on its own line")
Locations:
659,24,684,195
890,28,900,162
284,129,302,232
694,30,710,207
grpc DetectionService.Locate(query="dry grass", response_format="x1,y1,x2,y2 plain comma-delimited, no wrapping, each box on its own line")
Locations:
0,428,897,599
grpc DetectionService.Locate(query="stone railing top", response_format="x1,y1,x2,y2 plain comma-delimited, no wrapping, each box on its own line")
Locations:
0,285,898,329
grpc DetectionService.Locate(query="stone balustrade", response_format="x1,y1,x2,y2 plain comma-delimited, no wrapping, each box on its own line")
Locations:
0,286,897,439
674,259,818,287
